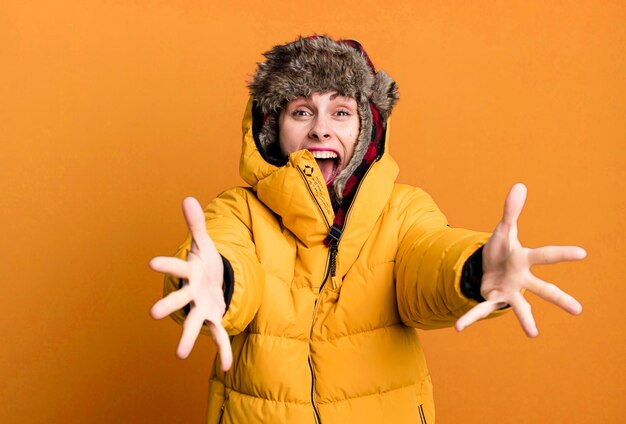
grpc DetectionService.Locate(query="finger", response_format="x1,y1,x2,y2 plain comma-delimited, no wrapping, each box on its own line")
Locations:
150,288,192,320
527,246,587,265
526,274,583,315
510,293,538,338
182,197,212,248
176,308,205,359
206,319,233,372
149,256,190,279
455,300,504,332
500,183,527,227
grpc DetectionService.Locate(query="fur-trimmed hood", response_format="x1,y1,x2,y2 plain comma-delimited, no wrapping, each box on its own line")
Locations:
248,36,399,203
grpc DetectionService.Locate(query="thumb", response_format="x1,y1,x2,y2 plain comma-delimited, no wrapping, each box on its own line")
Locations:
182,197,211,247
501,183,527,227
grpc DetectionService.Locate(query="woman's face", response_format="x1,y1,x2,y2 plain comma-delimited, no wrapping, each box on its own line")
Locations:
278,92,360,185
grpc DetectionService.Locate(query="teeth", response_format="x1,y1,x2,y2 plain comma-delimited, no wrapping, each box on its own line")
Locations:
310,151,338,159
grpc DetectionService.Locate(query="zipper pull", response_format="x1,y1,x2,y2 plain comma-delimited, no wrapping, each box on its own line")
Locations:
330,245,340,289
326,225,343,289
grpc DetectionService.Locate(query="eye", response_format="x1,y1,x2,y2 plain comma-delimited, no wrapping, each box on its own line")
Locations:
335,109,352,117
292,109,312,117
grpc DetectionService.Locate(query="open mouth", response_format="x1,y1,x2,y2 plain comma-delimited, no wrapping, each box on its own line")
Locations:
310,150,341,185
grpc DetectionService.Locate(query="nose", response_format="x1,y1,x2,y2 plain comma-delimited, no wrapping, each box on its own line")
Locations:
308,116,332,141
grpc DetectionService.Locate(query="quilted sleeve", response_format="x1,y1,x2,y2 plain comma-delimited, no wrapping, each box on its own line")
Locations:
394,187,498,329
163,187,265,336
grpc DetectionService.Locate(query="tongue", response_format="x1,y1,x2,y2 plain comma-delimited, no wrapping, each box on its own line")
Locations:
315,158,336,184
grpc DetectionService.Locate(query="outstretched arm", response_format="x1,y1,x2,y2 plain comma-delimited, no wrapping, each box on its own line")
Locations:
455,183,586,337
150,197,232,370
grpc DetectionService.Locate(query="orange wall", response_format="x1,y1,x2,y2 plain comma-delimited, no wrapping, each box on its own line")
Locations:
1,1,624,423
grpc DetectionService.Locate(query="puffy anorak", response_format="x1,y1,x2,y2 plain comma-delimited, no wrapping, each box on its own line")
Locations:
164,99,494,423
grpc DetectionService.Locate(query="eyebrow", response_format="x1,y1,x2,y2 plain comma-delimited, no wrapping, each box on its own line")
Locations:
329,92,353,101
288,93,355,108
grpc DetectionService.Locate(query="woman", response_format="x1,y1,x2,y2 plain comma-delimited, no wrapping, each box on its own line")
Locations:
150,36,585,423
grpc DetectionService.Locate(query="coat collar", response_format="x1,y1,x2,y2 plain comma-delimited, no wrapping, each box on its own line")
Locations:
240,97,399,277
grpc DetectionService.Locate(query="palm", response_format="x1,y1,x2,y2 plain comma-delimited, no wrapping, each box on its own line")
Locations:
456,183,586,337
150,197,233,370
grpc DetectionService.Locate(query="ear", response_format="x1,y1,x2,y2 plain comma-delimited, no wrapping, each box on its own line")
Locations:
370,70,399,119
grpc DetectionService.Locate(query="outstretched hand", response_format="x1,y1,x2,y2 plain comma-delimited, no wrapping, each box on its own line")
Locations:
150,197,233,371
455,183,586,337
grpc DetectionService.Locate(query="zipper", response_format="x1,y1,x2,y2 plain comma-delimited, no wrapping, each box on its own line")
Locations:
329,244,339,289
308,245,334,424
301,154,382,423
219,391,229,423
294,163,335,422
322,158,378,290
307,354,321,424
308,300,322,424
418,404,427,424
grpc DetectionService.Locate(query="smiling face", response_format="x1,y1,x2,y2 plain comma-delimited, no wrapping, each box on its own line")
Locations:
278,92,360,186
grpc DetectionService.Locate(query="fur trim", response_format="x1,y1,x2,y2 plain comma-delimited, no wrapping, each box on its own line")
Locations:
249,36,399,201
371,70,399,120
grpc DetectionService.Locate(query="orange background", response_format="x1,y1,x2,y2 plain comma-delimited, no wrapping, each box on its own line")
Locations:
1,1,624,423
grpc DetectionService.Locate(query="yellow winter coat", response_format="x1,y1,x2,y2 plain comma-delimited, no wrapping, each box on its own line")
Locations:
165,99,492,424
